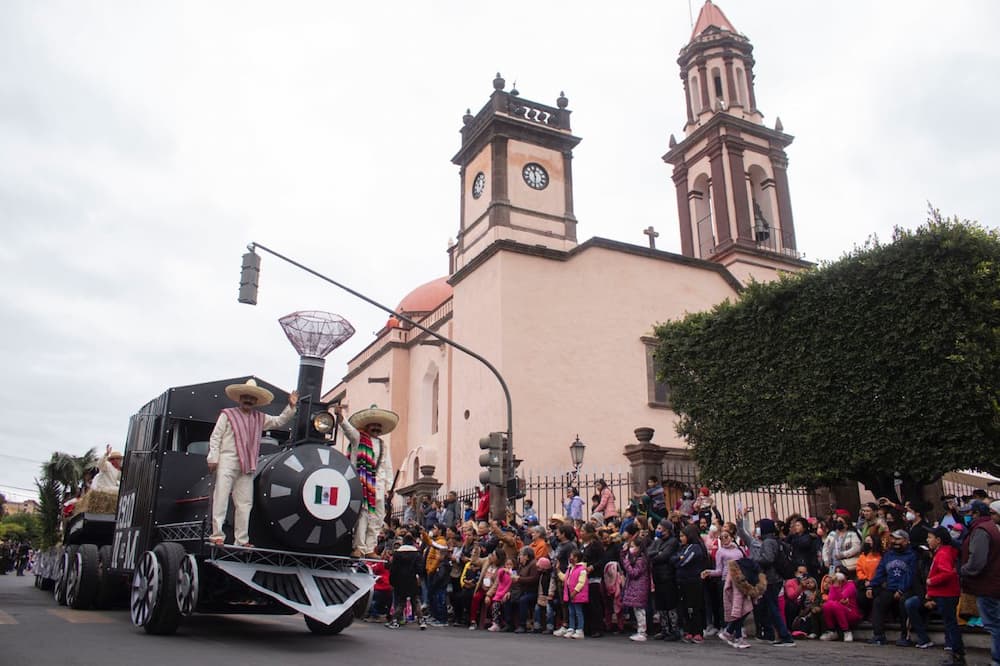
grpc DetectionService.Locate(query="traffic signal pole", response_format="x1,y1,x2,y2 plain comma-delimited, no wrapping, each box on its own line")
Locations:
241,243,515,517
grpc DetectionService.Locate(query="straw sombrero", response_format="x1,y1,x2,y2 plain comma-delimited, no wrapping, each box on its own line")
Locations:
224,378,274,406
348,404,398,435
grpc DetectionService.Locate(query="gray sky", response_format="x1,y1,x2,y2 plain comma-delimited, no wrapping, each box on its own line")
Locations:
2,1,997,501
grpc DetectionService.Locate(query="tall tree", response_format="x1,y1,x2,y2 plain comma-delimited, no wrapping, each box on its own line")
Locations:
654,213,1000,501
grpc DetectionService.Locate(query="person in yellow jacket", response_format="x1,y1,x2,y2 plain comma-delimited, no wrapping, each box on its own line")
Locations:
422,525,450,626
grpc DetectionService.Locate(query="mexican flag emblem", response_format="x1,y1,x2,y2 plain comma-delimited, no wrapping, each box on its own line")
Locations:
314,485,339,505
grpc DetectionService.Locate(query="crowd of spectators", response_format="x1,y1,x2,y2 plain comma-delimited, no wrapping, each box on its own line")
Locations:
370,480,1000,666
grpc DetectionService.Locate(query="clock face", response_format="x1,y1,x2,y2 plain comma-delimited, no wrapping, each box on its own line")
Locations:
522,163,549,190
472,172,486,199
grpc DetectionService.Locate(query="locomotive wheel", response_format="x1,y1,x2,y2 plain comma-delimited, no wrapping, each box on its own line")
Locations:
130,550,160,628
132,544,185,635
174,554,199,616
95,545,116,609
54,546,77,606
304,612,353,635
67,544,99,610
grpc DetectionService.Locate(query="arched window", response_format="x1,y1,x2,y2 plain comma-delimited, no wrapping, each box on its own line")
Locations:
690,75,701,114
711,67,724,107
691,173,713,258
431,373,439,435
735,68,746,107
748,165,777,249
413,456,420,481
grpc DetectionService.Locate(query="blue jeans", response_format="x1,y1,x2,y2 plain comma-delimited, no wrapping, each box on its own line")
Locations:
517,593,537,628
761,582,792,641
928,596,964,656
904,595,931,644
429,582,447,622
568,603,585,631
535,603,556,629
978,596,1000,665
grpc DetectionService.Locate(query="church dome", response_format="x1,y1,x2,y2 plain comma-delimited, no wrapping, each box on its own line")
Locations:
396,276,452,315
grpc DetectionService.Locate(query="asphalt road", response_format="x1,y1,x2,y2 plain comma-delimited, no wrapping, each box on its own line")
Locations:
0,573,988,666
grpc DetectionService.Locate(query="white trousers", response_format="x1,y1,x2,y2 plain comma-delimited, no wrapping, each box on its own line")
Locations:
211,454,253,545
354,498,384,555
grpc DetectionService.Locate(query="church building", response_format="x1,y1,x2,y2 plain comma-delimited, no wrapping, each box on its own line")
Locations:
325,1,810,490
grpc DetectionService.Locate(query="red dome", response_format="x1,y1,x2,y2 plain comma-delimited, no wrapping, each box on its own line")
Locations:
396,277,452,314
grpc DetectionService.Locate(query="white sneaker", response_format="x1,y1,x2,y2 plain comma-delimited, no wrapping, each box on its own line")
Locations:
733,638,751,649
468,624,477,630
718,629,733,642
553,627,567,637
564,628,576,639
704,626,719,637
487,623,500,632
819,631,837,641
629,633,647,642
573,629,585,639
843,631,853,643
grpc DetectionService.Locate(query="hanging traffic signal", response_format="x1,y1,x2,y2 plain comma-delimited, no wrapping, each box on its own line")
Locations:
238,251,260,305
478,432,504,486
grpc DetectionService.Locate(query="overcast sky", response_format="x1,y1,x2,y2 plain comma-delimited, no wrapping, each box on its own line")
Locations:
1,1,997,502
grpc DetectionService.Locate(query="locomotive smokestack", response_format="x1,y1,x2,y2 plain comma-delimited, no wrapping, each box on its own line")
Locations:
278,311,356,438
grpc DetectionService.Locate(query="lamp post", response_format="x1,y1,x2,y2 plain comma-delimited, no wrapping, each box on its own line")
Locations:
569,435,586,486
238,242,515,515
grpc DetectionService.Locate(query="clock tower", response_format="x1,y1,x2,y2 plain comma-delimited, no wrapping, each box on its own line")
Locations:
449,74,582,274
663,1,810,284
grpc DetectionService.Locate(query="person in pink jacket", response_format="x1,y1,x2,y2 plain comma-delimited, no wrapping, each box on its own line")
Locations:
557,549,589,639
486,554,514,632
595,479,617,522
820,571,861,642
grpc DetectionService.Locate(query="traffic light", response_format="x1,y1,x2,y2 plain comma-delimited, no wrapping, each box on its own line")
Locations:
478,432,504,486
506,475,525,500
238,250,260,305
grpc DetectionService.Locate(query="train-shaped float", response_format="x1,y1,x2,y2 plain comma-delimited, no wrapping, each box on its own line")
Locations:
35,311,374,635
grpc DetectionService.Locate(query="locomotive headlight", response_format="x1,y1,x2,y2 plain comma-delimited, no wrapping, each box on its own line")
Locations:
312,411,335,434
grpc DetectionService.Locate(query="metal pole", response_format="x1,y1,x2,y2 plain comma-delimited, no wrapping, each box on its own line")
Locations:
247,242,515,512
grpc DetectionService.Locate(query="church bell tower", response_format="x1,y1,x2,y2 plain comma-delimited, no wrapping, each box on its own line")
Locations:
449,74,582,274
663,1,809,283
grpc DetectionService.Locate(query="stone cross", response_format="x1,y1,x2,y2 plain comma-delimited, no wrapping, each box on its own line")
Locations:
644,226,659,249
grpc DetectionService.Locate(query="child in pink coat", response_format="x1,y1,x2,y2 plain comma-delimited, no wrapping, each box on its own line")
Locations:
557,549,589,639
487,555,514,631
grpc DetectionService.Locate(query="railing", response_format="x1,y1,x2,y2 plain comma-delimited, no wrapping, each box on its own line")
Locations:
752,223,802,259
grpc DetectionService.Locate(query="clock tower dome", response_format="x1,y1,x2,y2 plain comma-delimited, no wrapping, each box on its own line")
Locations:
663,1,810,284
449,74,582,274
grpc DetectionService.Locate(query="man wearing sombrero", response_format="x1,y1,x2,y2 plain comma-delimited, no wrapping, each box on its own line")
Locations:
208,378,298,547
333,403,396,557
90,444,124,493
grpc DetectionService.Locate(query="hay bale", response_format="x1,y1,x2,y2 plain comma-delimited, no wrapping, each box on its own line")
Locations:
72,490,119,516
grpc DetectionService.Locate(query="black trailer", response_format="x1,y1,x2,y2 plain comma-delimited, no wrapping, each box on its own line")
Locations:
63,375,372,635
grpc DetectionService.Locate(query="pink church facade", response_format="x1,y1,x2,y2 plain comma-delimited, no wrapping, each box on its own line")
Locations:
325,2,810,491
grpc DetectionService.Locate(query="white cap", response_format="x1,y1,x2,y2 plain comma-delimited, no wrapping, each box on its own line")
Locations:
990,500,1000,515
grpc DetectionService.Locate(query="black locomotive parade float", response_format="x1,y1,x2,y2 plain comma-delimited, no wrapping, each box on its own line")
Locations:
35,311,376,636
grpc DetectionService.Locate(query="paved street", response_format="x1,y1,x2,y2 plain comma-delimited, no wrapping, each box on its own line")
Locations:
0,573,990,666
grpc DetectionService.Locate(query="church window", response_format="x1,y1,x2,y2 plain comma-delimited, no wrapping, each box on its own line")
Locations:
413,456,420,480
712,68,724,100
735,68,746,106
690,76,701,113
644,339,671,408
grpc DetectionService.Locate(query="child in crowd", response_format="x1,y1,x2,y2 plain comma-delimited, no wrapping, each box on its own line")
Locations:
523,499,538,524
455,550,481,627
486,552,514,631
821,571,861,642
368,547,392,622
463,499,474,523
789,576,821,638
556,549,588,639
603,557,625,633
621,535,651,642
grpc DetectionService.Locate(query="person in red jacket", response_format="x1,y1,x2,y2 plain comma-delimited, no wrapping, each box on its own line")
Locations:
476,485,491,521
907,527,963,661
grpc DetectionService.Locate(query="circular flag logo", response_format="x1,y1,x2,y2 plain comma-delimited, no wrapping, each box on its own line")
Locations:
301,467,351,521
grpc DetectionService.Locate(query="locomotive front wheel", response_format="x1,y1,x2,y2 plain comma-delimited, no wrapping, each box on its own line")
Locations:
175,554,199,616
130,551,161,628
132,544,186,635
67,544,99,610
304,613,353,636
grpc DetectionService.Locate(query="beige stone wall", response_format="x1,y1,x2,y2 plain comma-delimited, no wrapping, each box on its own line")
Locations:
506,139,566,217
462,144,491,232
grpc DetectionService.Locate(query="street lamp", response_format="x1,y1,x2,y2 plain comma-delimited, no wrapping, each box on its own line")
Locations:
569,435,585,484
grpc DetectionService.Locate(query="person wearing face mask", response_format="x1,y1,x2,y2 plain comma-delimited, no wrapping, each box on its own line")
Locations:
905,501,932,553
648,520,681,640
865,530,921,646
854,535,882,617
822,510,862,577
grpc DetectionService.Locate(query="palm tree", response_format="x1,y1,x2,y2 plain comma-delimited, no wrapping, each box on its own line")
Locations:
42,448,97,500
35,478,61,548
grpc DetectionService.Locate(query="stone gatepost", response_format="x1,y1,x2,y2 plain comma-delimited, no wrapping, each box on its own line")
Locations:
623,427,669,497
395,464,443,503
